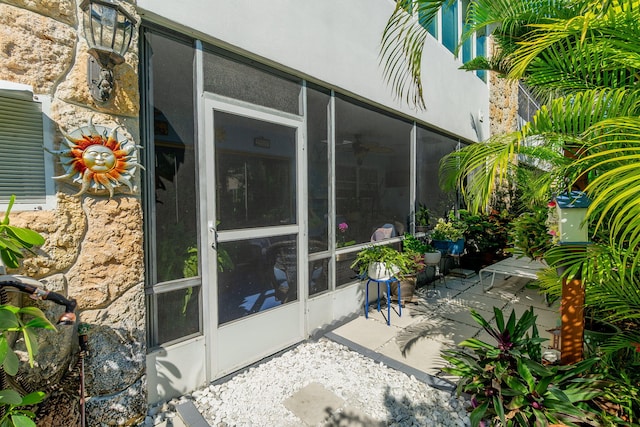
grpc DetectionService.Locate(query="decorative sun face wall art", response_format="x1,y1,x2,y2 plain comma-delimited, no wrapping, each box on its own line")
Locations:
50,118,142,197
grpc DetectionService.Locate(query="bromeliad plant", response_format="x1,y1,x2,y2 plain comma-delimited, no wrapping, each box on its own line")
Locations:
442,307,606,427
508,206,554,261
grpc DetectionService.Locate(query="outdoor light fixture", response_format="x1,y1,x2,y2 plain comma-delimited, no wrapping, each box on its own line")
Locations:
80,0,137,103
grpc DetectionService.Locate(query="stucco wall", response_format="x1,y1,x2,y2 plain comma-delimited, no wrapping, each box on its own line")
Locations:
0,0,145,425
137,0,490,143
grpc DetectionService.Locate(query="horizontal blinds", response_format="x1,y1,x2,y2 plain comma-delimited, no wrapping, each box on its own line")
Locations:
0,96,46,202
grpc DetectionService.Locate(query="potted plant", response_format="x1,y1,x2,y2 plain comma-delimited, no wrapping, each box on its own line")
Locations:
460,209,511,271
415,204,431,233
422,243,442,265
402,233,441,265
430,215,467,255
583,314,621,357
350,244,414,281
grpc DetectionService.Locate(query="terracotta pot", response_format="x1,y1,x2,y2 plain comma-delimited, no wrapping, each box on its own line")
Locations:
391,275,417,304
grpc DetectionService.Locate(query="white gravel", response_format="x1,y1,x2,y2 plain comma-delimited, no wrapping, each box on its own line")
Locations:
145,338,471,427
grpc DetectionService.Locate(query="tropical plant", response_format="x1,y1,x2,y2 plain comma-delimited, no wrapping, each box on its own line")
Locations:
508,205,553,261
382,0,640,265
442,307,607,427
0,305,53,427
382,0,640,389
460,209,511,255
0,195,45,270
594,343,640,425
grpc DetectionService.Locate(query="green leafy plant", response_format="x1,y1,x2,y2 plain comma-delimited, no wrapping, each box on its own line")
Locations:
350,244,416,279
402,233,433,254
594,341,640,425
0,196,63,426
460,209,511,255
431,216,467,241
508,206,553,261
0,305,55,427
415,204,431,228
0,195,45,269
442,307,606,427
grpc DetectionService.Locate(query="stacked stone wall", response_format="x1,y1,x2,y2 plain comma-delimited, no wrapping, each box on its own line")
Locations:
0,0,145,424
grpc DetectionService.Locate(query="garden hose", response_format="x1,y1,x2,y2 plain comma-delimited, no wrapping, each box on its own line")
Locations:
78,323,90,427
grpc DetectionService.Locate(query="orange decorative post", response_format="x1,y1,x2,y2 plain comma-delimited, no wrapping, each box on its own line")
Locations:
552,192,591,365
560,277,585,364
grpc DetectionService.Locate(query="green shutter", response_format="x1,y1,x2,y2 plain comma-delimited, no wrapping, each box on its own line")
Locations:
0,96,46,202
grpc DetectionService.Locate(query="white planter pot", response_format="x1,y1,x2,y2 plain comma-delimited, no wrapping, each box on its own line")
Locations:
367,262,399,280
424,251,442,265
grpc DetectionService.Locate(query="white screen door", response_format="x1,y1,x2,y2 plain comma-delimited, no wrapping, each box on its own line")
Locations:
204,97,305,377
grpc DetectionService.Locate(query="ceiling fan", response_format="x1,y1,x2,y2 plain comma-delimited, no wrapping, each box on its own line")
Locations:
339,136,393,165
320,135,394,165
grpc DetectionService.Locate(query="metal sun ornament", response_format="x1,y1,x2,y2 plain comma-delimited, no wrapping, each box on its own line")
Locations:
51,117,142,197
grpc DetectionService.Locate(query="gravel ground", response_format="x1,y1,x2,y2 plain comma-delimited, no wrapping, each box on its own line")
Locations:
144,338,471,427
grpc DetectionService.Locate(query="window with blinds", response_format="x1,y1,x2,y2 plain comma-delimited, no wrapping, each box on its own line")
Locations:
0,95,48,205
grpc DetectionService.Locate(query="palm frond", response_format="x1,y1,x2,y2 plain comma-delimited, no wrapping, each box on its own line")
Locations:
439,134,520,213
380,1,453,109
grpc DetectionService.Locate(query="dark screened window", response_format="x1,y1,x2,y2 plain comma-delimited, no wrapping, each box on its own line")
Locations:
203,48,303,115
307,86,330,252
144,30,200,347
334,96,412,253
416,127,460,219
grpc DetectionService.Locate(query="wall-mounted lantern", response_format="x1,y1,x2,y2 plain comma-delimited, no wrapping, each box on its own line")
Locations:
554,191,591,245
80,0,137,103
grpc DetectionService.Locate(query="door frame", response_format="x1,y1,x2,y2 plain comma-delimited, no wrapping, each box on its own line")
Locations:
201,93,308,379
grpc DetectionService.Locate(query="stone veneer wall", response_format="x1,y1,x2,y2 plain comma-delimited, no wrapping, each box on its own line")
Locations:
0,0,145,425
486,37,520,211
489,73,519,136
487,36,519,136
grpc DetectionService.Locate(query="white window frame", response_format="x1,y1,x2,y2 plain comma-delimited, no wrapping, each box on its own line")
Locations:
0,81,56,212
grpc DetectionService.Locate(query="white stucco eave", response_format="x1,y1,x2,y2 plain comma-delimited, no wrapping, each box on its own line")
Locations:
136,0,490,143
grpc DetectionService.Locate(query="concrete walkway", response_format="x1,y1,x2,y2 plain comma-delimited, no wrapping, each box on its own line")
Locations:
326,272,560,386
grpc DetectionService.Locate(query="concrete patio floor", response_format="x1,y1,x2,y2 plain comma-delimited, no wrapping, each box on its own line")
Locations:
325,271,561,386
162,271,560,426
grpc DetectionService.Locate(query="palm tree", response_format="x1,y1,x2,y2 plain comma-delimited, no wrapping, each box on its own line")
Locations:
383,0,640,273
382,1,640,417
